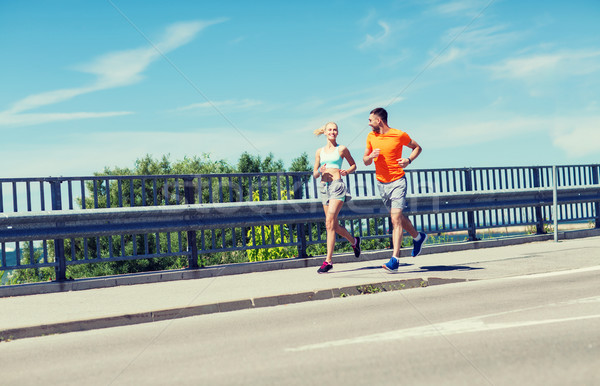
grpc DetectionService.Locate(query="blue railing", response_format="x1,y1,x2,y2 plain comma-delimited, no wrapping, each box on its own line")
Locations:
1,164,599,283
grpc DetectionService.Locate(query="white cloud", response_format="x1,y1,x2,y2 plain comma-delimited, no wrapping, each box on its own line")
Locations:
433,0,488,17
420,113,600,159
430,46,464,67
425,116,550,149
77,47,157,90
451,24,517,49
0,111,133,127
172,99,263,112
359,21,391,49
6,87,95,116
229,36,246,45
551,116,600,158
156,20,219,51
0,20,224,127
358,9,377,28
429,24,518,67
490,49,600,79
491,53,562,79
78,20,223,89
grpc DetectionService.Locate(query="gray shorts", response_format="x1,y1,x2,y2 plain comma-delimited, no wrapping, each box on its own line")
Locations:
320,179,351,205
376,177,407,210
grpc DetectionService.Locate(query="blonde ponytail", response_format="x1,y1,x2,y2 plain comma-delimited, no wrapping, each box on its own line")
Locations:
313,124,326,136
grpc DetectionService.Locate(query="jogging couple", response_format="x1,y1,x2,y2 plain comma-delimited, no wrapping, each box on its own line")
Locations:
314,107,428,274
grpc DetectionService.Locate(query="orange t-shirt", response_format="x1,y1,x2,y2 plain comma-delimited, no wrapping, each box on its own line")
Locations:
366,128,412,183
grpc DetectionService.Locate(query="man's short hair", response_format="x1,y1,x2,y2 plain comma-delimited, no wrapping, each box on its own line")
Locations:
370,107,388,124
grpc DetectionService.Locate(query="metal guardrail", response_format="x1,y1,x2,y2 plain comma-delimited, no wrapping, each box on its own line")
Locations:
2,186,599,241
1,185,599,281
1,164,599,283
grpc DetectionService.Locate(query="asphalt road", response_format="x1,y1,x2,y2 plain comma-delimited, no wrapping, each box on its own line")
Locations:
2,266,599,386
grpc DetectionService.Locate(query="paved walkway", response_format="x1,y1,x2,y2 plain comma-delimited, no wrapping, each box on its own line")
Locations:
1,233,599,341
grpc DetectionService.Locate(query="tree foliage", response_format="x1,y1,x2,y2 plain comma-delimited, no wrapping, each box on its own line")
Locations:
237,152,284,173
289,152,311,172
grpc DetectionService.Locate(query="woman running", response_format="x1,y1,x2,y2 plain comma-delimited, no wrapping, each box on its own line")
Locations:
313,122,361,273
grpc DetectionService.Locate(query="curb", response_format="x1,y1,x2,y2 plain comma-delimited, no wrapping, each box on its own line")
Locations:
0,277,468,342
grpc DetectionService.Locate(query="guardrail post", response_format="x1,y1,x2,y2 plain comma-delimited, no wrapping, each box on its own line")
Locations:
532,167,546,234
184,177,200,268
50,179,67,281
594,165,600,229
292,175,308,258
553,166,558,242
464,168,478,241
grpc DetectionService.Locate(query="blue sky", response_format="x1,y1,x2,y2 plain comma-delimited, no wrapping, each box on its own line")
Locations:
1,0,599,178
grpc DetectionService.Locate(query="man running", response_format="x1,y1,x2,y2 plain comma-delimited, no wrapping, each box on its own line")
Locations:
363,107,428,272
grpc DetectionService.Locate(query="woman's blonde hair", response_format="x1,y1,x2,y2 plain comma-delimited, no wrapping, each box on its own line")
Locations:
313,122,337,136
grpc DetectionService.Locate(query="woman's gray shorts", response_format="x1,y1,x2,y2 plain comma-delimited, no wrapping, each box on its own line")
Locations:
376,177,407,210
319,179,351,205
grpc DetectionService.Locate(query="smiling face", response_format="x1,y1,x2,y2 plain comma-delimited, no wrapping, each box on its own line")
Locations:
325,122,338,140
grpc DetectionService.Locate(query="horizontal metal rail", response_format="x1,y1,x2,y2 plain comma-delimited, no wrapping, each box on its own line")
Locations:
2,186,598,243
2,165,598,213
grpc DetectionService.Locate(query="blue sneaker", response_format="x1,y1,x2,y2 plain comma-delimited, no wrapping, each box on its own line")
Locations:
382,257,400,272
412,232,428,257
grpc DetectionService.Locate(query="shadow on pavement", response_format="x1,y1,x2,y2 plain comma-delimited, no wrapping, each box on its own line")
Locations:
332,263,414,273
416,265,483,272
361,264,483,275
328,264,482,274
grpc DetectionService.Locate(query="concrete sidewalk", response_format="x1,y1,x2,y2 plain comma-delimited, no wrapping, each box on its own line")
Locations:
1,232,599,341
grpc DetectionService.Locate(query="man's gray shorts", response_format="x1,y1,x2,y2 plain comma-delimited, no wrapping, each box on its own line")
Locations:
319,179,351,206
376,177,407,210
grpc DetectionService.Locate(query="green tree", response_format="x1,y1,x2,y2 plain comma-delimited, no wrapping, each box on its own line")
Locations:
237,152,284,173
289,152,311,172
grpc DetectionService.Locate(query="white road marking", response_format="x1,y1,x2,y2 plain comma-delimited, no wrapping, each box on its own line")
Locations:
287,295,600,352
499,265,600,281
288,314,600,352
